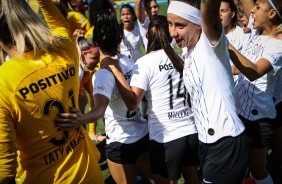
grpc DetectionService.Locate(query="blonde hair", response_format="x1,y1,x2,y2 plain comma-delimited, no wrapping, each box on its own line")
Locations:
0,0,59,63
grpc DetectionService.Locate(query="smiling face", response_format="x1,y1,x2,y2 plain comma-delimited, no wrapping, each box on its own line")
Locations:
167,13,201,49
82,47,100,71
120,7,134,31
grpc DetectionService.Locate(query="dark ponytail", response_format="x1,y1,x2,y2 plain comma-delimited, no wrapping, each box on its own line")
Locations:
147,15,184,74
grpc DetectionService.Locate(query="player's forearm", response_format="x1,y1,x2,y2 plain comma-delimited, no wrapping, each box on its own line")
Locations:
229,44,261,81
111,68,139,111
83,108,105,125
201,0,222,45
134,0,145,24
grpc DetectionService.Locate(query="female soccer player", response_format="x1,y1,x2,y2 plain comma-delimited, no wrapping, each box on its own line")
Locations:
0,0,103,183
76,35,106,142
229,0,282,183
134,0,160,48
167,0,249,183
101,15,200,184
55,11,152,184
119,4,146,63
220,0,250,85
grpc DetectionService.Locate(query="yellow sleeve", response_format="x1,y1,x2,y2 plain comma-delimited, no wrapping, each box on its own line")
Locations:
37,0,70,38
0,88,18,182
85,26,94,38
67,11,92,34
88,123,96,135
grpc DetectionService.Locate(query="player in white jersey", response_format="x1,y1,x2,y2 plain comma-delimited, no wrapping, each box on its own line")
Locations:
101,15,200,184
55,11,152,184
220,0,250,85
119,4,146,62
134,0,160,49
167,0,249,183
228,0,282,183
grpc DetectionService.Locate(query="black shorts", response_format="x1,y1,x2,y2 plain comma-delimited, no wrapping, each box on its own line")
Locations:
273,102,282,129
105,134,149,164
239,115,275,148
199,133,249,184
149,133,199,180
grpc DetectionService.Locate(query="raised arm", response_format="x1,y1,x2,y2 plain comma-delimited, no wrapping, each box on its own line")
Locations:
134,0,146,24
200,0,222,45
37,0,70,38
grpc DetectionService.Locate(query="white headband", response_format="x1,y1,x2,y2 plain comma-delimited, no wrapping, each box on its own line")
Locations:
268,0,282,20
167,1,201,25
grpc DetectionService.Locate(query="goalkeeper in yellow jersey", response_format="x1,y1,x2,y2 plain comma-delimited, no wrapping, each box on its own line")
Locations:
0,0,103,183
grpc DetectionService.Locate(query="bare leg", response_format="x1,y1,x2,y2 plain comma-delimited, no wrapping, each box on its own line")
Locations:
249,148,269,180
107,159,138,184
181,166,201,184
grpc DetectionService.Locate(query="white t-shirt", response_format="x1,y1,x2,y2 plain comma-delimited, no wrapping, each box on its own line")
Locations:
137,17,150,49
236,35,282,120
92,54,148,144
120,24,145,63
226,26,249,52
183,30,245,144
130,49,197,143
226,26,250,85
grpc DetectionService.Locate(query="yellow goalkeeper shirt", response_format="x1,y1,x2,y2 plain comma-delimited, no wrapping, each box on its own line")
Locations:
0,0,103,183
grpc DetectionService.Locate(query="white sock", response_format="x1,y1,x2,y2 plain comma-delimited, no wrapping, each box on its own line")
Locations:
254,174,273,184
149,179,155,184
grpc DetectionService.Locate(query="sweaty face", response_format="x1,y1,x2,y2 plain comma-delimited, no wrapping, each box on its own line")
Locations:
251,0,273,30
82,47,100,71
145,1,159,19
167,13,200,49
220,2,235,28
120,8,134,31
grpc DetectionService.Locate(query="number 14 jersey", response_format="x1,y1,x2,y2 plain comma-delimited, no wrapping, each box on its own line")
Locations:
130,49,197,143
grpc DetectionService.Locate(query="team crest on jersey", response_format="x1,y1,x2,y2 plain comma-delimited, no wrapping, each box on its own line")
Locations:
252,44,263,55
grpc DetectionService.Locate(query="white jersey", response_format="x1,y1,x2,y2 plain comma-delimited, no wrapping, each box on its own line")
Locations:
226,26,250,85
226,26,249,52
137,17,150,49
236,35,282,120
130,50,197,143
92,54,148,144
183,30,245,144
120,25,145,63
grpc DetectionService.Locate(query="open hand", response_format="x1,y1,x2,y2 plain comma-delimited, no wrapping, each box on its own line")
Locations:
100,57,120,72
55,107,84,131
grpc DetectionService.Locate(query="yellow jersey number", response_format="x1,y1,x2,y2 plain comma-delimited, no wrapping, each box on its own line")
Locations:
43,89,76,146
